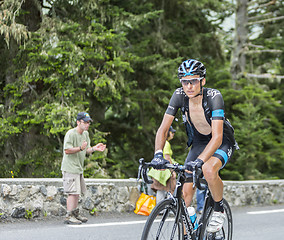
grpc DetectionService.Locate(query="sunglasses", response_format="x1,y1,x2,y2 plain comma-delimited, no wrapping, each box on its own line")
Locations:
180,77,203,86
80,120,91,125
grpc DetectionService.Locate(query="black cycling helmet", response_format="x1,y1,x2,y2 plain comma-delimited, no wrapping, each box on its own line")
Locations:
178,59,206,98
178,59,206,79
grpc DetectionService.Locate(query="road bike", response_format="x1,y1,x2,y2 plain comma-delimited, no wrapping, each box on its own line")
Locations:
137,158,233,240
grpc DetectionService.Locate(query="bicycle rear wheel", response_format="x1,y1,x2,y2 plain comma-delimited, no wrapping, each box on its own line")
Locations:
199,199,233,240
141,199,184,240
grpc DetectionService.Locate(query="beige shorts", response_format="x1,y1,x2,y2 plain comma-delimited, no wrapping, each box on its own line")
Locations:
62,172,87,195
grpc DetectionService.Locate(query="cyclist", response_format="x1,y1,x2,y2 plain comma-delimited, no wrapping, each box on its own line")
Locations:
150,59,238,236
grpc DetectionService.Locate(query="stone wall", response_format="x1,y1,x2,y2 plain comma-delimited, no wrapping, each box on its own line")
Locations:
0,178,284,220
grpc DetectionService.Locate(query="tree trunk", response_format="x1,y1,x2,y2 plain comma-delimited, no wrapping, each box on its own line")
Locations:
2,0,42,167
230,0,248,84
3,38,19,167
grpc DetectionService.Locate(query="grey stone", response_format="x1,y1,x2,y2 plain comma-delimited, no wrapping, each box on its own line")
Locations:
57,187,64,193
1,178,284,220
32,208,41,218
117,186,129,203
94,198,101,205
11,207,26,218
18,188,30,202
90,186,97,194
1,184,11,197
60,196,67,206
83,197,94,210
40,186,47,196
58,206,66,216
0,212,8,219
10,185,18,196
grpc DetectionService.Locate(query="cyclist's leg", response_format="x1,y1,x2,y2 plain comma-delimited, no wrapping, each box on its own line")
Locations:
203,140,235,207
183,182,195,207
202,157,223,203
202,140,235,233
183,144,206,207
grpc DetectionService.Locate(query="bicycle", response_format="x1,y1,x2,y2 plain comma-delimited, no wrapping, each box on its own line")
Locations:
137,158,233,240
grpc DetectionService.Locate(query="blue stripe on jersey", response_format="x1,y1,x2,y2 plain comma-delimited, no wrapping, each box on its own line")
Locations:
215,149,228,164
212,109,224,118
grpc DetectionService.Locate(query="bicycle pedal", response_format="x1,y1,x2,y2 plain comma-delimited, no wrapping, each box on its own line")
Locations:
207,232,224,240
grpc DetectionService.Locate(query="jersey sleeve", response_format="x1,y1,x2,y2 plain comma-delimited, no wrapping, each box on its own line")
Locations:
165,88,184,116
207,89,225,120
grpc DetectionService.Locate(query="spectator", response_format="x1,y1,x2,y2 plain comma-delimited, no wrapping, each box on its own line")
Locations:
196,181,208,214
148,126,177,204
61,112,106,224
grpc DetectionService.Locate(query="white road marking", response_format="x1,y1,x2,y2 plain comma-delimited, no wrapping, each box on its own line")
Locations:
68,218,175,228
68,220,147,228
247,209,284,215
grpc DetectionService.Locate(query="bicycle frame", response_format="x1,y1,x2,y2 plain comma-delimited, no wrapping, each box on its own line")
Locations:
168,169,197,240
139,158,232,240
173,172,216,240
196,188,214,237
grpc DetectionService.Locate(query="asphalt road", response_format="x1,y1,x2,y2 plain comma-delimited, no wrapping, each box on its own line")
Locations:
1,204,284,240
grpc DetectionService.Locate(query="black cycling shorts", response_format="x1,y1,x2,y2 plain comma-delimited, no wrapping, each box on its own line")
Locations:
184,137,235,181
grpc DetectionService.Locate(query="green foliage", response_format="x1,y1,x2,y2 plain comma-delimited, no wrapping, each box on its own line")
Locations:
0,0,31,47
0,0,133,177
9,145,62,178
99,0,226,178
220,79,283,180
25,209,33,220
90,207,98,216
0,0,283,180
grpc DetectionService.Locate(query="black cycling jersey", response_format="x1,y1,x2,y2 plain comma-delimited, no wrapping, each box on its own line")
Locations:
165,87,237,148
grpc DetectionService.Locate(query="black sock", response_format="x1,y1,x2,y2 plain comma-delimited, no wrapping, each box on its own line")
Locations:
214,199,224,212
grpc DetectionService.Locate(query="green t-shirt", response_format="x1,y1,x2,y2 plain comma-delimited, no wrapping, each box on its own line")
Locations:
163,140,173,159
61,128,91,174
147,140,175,186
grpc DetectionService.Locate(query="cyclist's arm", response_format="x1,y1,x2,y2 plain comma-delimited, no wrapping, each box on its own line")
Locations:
198,119,223,162
155,114,175,152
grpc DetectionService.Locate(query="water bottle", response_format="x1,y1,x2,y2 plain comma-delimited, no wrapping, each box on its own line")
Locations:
187,206,198,230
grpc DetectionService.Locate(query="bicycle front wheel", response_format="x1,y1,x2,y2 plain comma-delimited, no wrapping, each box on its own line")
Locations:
141,199,184,240
199,199,233,240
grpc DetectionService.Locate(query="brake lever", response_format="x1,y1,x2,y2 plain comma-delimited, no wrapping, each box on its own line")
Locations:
137,164,142,181
137,158,153,184
194,167,206,190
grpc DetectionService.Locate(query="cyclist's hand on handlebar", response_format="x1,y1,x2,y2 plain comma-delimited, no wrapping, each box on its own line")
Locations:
150,152,170,169
185,158,204,172
185,158,204,188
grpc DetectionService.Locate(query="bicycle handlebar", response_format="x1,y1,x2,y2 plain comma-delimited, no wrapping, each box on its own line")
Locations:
137,158,153,184
137,158,207,190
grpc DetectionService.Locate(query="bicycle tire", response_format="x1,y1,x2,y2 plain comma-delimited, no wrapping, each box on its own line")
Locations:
141,199,184,240
199,199,233,240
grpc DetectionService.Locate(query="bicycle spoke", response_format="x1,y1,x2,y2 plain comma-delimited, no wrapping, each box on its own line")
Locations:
141,199,183,240
199,199,233,240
